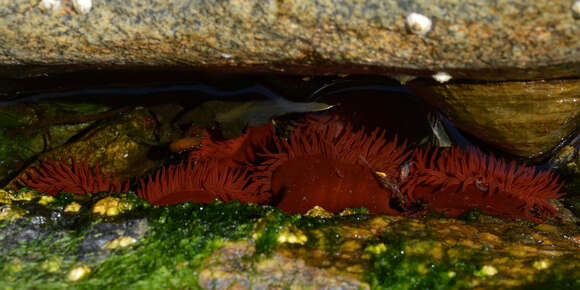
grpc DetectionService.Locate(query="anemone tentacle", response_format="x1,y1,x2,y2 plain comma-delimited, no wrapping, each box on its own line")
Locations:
188,124,275,167
254,117,409,214
21,156,128,196
137,160,269,206
401,147,564,222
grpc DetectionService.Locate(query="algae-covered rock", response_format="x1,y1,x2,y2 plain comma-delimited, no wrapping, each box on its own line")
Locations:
8,107,160,187
0,194,579,288
0,102,109,184
199,240,368,289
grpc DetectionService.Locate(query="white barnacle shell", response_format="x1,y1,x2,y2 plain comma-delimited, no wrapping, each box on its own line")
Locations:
72,0,92,14
572,1,580,18
39,0,61,12
432,72,452,83
406,13,432,35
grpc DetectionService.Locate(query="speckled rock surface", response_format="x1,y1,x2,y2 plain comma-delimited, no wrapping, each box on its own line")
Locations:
199,240,369,289
0,0,579,80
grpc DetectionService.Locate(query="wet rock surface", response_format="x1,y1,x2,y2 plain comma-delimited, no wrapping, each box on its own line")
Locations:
1,190,577,288
199,240,368,289
78,218,148,261
0,0,579,80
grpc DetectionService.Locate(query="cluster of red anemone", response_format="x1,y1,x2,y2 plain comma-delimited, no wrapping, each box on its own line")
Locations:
20,114,565,223
20,156,129,196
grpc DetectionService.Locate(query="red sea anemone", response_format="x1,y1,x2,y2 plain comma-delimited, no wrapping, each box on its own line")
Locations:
254,118,410,215
401,147,564,223
188,124,275,167
20,157,129,196
139,123,275,206
18,114,566,224
137,160,270,206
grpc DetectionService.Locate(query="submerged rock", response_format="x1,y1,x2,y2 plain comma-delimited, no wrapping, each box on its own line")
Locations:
78,218,148,261
0,102,109,184
7,107,161,188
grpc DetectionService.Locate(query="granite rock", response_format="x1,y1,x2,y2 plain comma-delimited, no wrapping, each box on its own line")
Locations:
0,0,579,80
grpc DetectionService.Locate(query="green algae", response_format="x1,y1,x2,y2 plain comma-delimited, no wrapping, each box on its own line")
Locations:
0,234,85,289
1,190,579,288
80,202,266,289
0,196,276,289
524,260,580,289
253,210,297,255
365,226,476,289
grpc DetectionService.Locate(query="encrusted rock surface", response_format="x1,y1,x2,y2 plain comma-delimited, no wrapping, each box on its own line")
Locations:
0,0,579,80
0,190,579,288
199,240,369,289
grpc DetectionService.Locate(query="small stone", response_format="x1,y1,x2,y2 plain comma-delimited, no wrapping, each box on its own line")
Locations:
508,245,539,257
277,228,307,245
64,202,82,213
340,240,362,252
169,137,203,153
38,195,55,206
367,216,392,232
533,259,551,270
305,206,334,218
365,243,387,255
102,236,137,249
68,265,91,281
406,13,432,35
93,197,132,216
480,265,498,276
